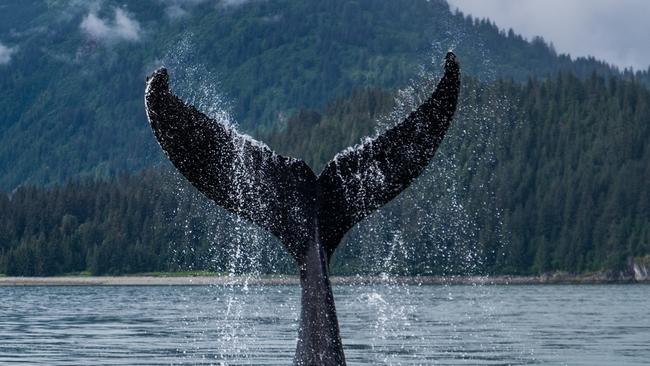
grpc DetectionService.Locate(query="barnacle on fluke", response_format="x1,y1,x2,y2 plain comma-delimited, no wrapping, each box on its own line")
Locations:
145,52,460,366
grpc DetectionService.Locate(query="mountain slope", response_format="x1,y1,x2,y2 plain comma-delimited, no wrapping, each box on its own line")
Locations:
1,0,647,189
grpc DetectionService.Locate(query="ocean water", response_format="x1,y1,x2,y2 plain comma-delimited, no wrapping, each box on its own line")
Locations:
0,284,648,365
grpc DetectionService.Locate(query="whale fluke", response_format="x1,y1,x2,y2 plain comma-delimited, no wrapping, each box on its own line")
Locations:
145,52,460,365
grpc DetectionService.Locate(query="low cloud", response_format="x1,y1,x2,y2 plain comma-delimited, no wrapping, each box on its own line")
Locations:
0,42,16,65
447,0,650,70
80,8,142,43
220,0,255,8
222,0,250,5
160,0,210,19
159,0,254,19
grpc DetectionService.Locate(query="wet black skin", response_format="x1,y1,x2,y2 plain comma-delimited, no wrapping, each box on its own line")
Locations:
145,52,460,365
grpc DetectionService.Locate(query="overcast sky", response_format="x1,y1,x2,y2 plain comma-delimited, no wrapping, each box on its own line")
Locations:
447,0,650,71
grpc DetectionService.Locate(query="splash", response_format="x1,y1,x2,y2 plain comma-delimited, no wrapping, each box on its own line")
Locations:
329,44,522,363
157,35,294,363
155,31,521,364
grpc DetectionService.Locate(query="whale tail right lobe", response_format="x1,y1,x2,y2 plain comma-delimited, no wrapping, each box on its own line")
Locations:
317,52,461,260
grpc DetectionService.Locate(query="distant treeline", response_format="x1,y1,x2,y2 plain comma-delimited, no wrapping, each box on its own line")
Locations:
1,72,648,276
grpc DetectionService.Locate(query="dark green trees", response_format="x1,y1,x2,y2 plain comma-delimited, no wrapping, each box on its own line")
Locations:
2,72,649,276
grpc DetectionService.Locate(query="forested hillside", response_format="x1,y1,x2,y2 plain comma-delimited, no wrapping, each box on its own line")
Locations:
2,72,648,276
2,0,648,189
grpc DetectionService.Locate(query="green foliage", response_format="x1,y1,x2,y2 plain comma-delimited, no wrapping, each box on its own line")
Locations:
494,73,650,274
1,73,648,276
0,168,295,276
262,88,395,173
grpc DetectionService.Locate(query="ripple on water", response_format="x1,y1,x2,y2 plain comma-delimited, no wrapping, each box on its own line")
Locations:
0,284,648,365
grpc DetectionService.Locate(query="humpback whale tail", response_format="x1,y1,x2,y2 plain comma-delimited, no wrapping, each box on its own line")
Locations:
145,52,460,365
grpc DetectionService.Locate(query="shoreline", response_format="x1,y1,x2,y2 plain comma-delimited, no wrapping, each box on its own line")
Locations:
0,274,647,286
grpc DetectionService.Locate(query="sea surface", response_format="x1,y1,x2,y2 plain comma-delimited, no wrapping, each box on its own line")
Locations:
0,284,648,365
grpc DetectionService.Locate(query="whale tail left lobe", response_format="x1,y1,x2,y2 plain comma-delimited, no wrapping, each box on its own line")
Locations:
145,69,317,260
